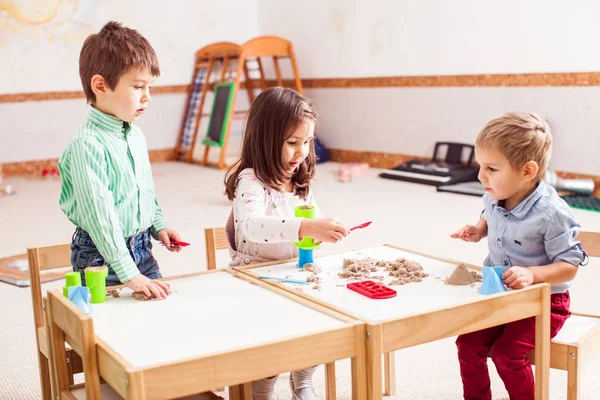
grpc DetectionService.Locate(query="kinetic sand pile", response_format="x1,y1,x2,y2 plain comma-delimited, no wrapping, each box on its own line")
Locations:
306,273,321,290
107,281,172,301
337,258,381,280
132,282,172,301
302,263,321,273
338,257,428,285
297,263,322,290
379,258,430,285
444,264,482,285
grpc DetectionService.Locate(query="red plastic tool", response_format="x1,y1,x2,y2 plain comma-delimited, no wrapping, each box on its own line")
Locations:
161,240,190,248
350,221,372,231
346,280,397,299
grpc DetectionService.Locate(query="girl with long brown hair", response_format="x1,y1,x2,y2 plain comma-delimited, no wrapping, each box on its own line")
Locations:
224,87,349,399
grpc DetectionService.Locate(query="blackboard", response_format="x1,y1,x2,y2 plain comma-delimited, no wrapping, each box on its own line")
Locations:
203,82,235,148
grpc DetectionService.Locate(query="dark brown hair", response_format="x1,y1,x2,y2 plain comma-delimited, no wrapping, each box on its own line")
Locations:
225,87,318,200
79,21,160,103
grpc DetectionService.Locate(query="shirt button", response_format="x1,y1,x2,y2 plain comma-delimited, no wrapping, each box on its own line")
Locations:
503,260,509,266
497,238,501,242
504,214,509,218
244,257,251,265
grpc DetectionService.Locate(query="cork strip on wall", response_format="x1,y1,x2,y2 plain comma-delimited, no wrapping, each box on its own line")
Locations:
2,149,176,178
3,72,600,103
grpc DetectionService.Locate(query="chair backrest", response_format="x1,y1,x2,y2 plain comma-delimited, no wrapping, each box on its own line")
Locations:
27,243,72,330
204,227,228,270
579,231,599,258
46,290,101,399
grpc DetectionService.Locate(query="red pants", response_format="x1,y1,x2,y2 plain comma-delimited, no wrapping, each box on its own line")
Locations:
456,292,570,400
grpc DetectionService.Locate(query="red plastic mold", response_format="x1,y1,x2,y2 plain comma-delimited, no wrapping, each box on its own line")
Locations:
346,280,397,299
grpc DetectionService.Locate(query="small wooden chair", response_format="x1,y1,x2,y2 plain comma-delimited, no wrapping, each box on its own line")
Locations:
28,243,83,399
204,227,228,270
528,231,600,400
45,289,116,399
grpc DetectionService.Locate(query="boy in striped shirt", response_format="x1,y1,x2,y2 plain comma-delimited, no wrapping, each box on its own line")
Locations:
58,21,178,299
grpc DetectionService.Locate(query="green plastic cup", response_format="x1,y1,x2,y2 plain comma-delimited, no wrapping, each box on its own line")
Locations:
294,205,317,219
63,271,82,297
84,266,109,304
293,205,320,250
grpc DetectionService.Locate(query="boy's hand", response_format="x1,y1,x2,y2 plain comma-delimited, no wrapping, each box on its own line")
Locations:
503,267,534,289
125,274,170,299
451,225,484,242
157,228,182,252
300,218,349,243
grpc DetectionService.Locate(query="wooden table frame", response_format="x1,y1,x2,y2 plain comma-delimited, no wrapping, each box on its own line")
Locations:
235,244,552,400
47,268,368,400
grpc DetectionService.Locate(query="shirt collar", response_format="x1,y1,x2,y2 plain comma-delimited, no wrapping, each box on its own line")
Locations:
492,181,546,219
87,106,132,137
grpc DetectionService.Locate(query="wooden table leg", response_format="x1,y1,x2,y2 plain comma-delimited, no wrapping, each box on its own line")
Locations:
325,362,337,400
384,351,396,396
229,384,244,400
534,285,551,400
366,324,383,400
242,382,253,400
567,346,580,400
351,324,368,400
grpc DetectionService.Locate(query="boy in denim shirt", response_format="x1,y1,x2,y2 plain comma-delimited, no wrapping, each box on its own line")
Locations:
58,21,180,299
451,112,586,400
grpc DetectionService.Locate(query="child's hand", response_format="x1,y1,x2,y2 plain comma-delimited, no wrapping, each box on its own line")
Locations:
157,228,182,252
503,267,534,289
450,225,484,242
300,218,349,243
125,274,170,299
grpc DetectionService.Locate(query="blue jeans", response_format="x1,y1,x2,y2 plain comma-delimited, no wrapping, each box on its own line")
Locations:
70,228,161,286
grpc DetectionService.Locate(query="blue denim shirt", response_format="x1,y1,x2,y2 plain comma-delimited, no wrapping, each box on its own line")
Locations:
483,181,585,294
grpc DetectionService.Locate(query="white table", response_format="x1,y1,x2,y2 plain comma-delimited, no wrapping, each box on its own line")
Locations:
88,270,367,399
240,244,552,400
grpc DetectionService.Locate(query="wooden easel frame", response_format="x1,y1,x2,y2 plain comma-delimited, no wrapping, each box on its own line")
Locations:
175,42,248,166
176,36,305,170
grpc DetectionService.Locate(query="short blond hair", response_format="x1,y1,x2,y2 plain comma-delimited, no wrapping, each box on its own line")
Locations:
476,112,552,181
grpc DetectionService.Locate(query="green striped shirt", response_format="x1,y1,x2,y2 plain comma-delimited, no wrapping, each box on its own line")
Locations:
58,106,167,282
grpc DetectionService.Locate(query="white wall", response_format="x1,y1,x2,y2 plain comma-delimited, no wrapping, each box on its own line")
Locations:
259,0,600,175
0,93,247,164
308,87,600,175
0,0,258,163
259,0,600,77
0,0,259,94
4,0,600,175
